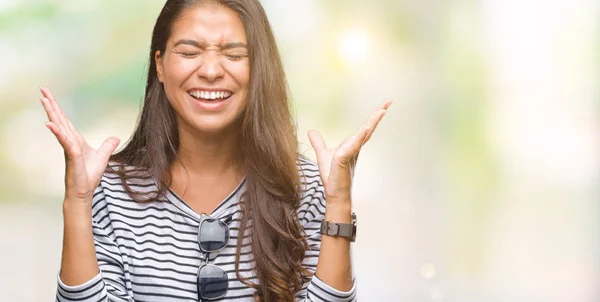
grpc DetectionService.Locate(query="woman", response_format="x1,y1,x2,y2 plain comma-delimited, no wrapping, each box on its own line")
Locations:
41,0,391,301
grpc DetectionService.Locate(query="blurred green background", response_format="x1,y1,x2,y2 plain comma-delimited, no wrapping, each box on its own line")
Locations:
0,0,598,301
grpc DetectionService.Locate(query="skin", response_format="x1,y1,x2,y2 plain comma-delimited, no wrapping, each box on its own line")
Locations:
40,4,392,293
308,100,391,291
154,5,251,213
155,5,250,135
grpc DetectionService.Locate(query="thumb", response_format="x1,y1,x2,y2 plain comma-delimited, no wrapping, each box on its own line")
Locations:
307,130,327,154
98,137,121,158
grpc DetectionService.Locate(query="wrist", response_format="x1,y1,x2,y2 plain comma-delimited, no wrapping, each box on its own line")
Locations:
325,193,351,204
320,212,357,242
63,194,93,205
325,202,352,223
63,198,93,216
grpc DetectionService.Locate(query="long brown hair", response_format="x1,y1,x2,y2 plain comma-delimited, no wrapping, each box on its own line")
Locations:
108,0,311,300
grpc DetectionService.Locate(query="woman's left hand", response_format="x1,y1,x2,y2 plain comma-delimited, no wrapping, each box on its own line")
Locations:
308,100,392,204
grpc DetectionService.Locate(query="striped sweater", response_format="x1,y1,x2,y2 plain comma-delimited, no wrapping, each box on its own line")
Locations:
55,158,357,301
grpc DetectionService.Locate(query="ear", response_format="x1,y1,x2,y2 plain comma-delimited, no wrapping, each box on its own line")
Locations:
155,50,164,83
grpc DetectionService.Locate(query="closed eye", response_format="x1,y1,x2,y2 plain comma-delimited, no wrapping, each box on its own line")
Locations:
181,53,199,58
226,55,247,61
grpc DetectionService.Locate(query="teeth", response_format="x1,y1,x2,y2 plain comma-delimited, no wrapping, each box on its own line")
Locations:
189,90,231,100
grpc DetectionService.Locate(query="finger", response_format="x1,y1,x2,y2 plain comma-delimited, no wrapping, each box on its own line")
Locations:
40,87,63,123
358,100,392,136
45,121,77,155
352,126,371,155
307,130,327,154
47,92,70,132
40,96,69,136
353,126,371,163
362,100,392,129
97,137,121,158
39,91,78,138
382,99,392,110
41,86,72,133
344,114,381,165
363,110,386,143
333,100,391,166
335,127,370,165
348,113,381,165
40,86,68,133
358,101,391,144
40,96,57,123
62,111,76,133
41,96,72,141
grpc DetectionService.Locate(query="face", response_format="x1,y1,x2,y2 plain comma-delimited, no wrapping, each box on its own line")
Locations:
155,5,250,134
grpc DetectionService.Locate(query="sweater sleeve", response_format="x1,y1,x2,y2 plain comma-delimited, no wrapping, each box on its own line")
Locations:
55,184,134,302
296,160,358,302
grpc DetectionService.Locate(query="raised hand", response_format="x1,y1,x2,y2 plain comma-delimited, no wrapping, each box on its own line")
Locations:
308,100,392,204
40,86,120,203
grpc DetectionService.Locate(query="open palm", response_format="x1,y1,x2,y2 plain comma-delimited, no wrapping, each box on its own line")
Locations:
40,87,120,202
308,100,392,203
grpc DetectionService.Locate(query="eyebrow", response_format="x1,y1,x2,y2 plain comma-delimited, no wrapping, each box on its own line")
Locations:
173,39,247,50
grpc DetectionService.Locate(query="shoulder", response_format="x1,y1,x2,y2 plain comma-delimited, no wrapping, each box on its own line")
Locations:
101,161,156,186
98,161,155,194
92,161,158,217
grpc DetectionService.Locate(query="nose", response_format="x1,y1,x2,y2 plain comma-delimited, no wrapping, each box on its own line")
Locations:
196,51,225,82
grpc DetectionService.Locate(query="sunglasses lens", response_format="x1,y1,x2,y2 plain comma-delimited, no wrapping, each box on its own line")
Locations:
199,219,229,252
198,265,228,299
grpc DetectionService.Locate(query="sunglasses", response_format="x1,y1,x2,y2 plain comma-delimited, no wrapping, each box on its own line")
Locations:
197,214,231,300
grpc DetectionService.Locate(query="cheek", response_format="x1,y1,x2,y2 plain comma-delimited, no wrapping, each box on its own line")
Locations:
229,63,250,90
164,57,197,84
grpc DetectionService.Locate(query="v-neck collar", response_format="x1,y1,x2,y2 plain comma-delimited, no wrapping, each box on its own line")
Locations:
166,176,246,222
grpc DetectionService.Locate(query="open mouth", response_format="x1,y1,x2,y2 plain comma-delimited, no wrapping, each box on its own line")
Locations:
188,90,233,102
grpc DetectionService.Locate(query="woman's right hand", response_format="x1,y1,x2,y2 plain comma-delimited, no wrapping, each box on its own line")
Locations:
40,86,120,203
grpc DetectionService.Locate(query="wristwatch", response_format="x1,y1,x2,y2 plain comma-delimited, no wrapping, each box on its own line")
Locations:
319,212,357,242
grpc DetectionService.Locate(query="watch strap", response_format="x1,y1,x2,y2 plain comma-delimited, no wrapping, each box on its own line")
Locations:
319,212,357,242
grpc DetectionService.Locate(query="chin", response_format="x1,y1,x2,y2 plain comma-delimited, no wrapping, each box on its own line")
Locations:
187,116,240,134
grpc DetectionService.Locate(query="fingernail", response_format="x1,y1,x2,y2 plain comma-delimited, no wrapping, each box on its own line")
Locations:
39,85,44,91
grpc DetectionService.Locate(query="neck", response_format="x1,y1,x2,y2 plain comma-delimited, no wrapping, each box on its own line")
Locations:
173,119,244,179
